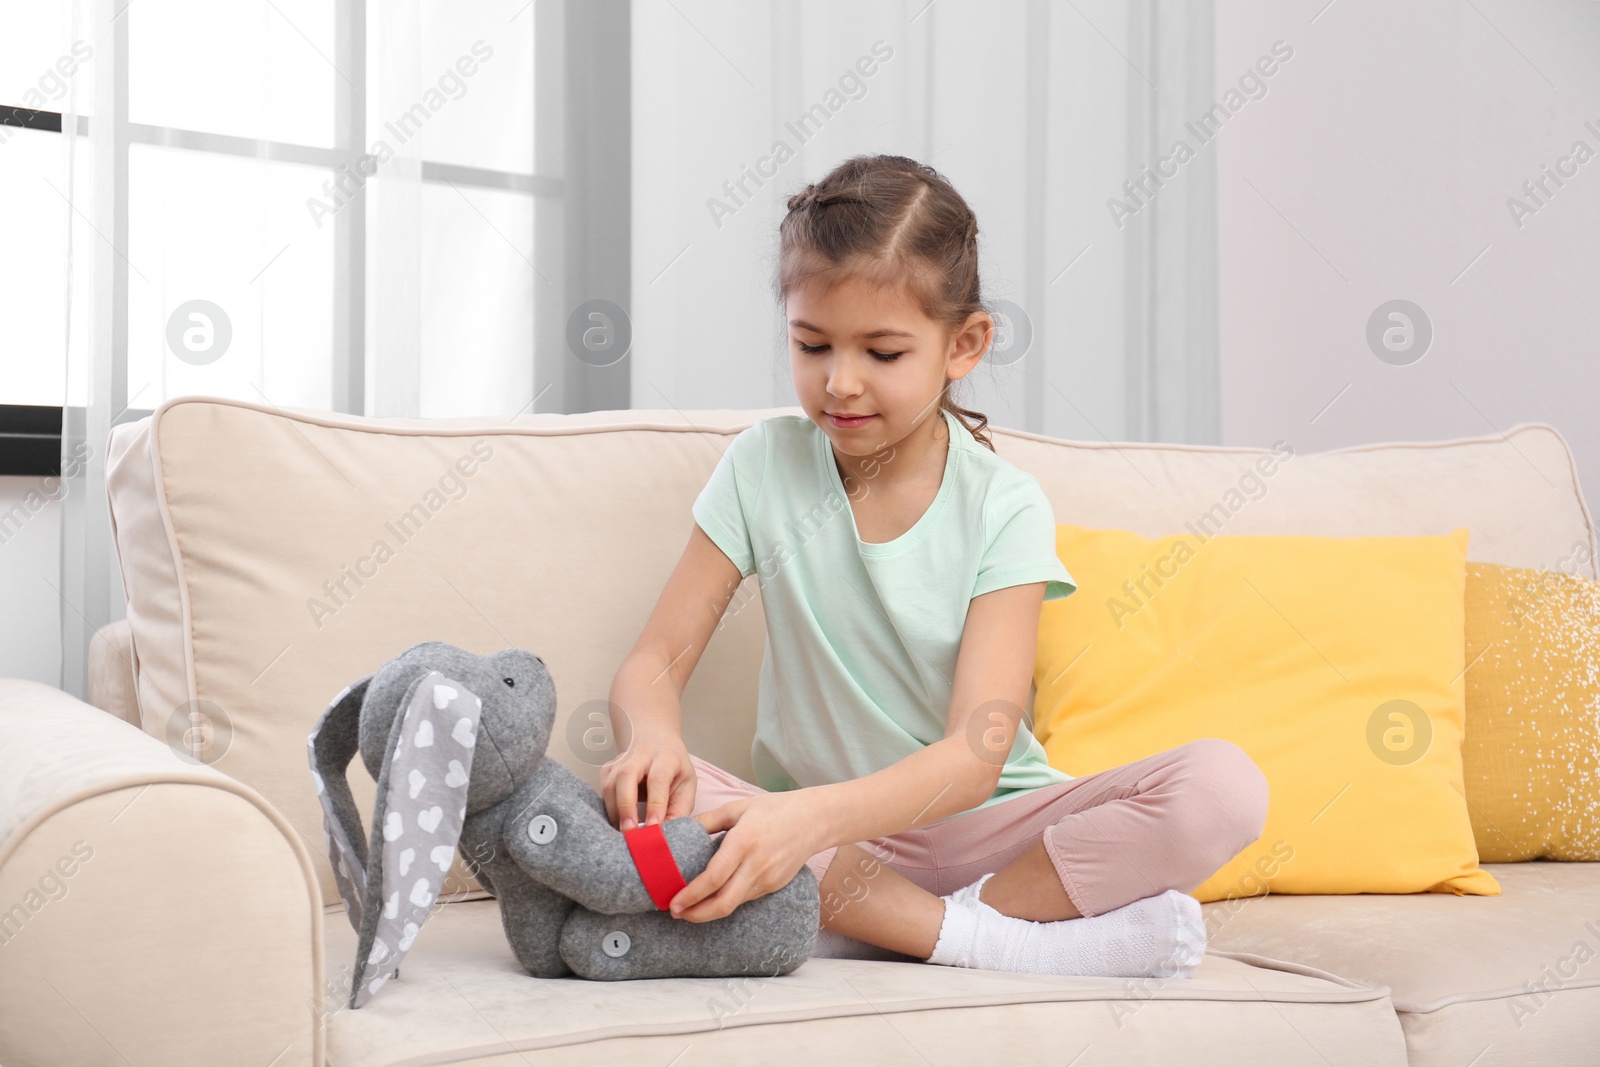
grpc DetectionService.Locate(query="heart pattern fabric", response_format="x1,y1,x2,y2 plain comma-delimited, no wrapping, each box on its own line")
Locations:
308,669,483,1009
358,670,481,1005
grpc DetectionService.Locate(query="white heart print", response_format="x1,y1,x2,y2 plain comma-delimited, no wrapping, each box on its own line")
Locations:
335,673,492,1006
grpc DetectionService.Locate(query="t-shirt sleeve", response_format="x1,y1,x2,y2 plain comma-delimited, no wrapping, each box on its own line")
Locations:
691,421,768,580
972,471,1077,601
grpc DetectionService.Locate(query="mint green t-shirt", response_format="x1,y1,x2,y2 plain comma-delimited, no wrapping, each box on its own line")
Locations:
691,407,1079,818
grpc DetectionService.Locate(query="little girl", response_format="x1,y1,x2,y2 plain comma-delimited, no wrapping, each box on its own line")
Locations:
602,154,1269,978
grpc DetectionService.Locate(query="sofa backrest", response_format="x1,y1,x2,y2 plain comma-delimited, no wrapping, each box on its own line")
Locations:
104,397,1596,906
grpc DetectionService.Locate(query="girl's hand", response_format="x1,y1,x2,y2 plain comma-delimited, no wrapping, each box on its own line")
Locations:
601,735,696,831
669,791,823,922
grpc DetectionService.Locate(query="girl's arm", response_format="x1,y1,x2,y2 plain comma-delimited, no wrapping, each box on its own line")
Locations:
604,522,745,829
805,581,1048,847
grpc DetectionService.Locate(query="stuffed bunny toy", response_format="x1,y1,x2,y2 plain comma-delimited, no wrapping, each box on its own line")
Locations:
308,640,819,1008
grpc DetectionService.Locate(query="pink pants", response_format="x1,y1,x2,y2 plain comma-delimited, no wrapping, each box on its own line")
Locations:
687,738,1269,920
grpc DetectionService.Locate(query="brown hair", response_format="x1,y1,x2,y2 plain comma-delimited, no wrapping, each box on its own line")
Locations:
774,154,995,451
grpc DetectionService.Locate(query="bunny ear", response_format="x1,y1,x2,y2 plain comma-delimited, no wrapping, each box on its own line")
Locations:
308,674,376,934
348,669,482,1009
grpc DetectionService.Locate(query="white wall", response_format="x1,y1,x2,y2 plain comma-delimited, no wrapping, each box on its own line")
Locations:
0,478,63,686
1217,0,1600,521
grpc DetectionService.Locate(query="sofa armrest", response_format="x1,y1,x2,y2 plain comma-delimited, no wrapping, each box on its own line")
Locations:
86,618,141,728
0,678,324,1067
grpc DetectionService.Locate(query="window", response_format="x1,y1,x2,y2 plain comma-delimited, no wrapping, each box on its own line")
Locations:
1,0,548,471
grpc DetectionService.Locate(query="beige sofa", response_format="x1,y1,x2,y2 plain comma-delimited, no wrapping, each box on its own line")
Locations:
1,395,1596,1066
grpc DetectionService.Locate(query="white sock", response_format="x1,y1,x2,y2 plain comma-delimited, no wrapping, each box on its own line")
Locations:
925,873,1206,979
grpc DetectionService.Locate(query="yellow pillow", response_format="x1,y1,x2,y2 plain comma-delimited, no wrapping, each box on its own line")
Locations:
1463,562,1600,861
1033,524,1499,903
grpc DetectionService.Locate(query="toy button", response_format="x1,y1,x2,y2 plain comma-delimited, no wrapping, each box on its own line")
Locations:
527,815,558,845
602,931,631,958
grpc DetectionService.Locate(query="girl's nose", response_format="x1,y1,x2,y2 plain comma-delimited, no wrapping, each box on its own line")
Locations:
828,359,862,397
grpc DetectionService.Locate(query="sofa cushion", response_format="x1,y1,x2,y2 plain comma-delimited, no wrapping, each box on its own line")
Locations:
1033,524,1498,902
106,400,799,905
1463,563,1600,861
1205,861,1600,1067
320,896,1408,1066
990,421,1596,578
103,400,1597,909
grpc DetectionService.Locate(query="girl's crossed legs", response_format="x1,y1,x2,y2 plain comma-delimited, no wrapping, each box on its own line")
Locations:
687,738,1270,961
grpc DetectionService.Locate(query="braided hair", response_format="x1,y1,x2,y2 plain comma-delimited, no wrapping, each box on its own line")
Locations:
776,154,994,451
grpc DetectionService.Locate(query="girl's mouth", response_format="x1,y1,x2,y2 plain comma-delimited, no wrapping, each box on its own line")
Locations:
828,413,876,429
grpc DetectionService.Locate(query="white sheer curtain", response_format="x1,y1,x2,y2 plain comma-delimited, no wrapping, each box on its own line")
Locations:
629,0,1219,445
58,0,543,699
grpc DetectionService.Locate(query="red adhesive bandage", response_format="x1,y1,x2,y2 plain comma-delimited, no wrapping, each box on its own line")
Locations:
623,822,689,911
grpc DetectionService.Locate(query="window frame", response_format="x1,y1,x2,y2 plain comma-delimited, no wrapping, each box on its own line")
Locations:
0,0,559,475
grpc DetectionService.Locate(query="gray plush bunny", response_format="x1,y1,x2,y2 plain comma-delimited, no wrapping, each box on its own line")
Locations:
307,640,819,1008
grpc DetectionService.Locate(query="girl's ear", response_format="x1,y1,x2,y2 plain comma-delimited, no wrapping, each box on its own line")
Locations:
949,310,993,374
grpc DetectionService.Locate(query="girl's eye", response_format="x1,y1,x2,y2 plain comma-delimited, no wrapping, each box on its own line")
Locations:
795,341,902,362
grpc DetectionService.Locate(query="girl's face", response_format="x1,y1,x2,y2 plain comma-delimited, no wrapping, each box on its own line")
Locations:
786,270,990,458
